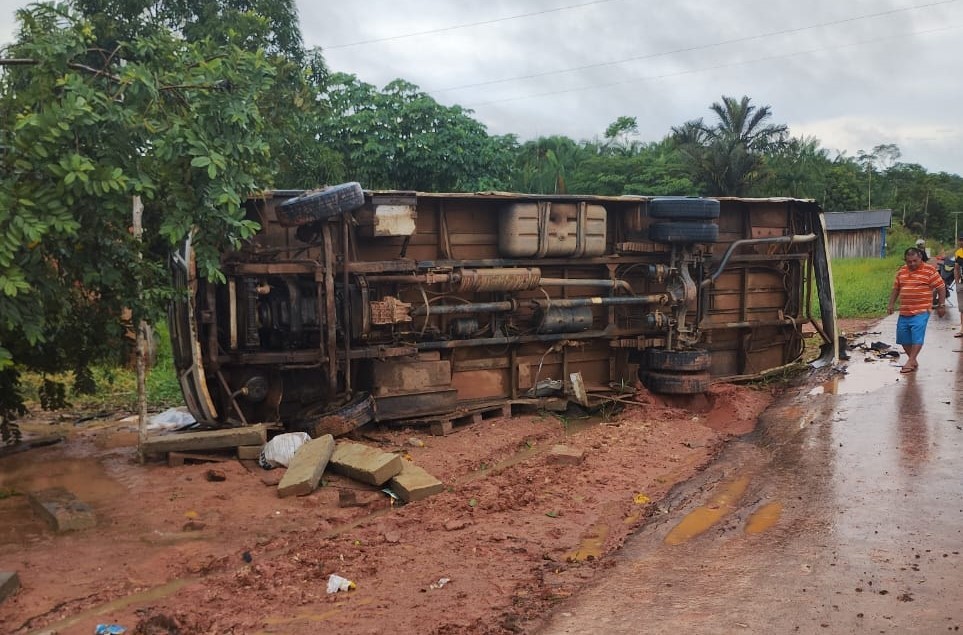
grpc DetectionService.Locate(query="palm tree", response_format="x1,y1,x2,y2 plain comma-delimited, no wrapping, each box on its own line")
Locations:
671,95,788,196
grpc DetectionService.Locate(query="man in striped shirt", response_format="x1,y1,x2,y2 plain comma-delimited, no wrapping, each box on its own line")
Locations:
886,247,946,373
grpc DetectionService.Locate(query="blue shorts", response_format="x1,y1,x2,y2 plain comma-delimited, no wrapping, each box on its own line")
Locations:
896,311,930,346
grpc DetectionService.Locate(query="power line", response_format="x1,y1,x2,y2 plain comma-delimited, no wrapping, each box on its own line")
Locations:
430,0,961,94
467,23,960,108
324,0,622,50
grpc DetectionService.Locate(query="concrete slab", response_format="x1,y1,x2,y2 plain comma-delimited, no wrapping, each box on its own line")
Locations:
389,462,445,503
237,445,263,460
277,434,335,498
142,424,268,455
0,571,20,603
547,444,585,465
28,487,96,532
330,443,403,486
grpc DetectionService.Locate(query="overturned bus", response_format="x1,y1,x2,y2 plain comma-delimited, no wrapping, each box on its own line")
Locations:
170,184,837,432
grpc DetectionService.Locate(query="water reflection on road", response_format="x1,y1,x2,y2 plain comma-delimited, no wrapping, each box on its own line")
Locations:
536,314,963,634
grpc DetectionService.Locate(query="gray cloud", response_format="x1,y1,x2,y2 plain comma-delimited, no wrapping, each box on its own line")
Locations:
3,0,960,174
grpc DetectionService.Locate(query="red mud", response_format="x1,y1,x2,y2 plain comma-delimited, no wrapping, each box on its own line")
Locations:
1,320,872,634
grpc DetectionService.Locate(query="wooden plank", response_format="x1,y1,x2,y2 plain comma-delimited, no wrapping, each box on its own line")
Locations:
142,424,268,456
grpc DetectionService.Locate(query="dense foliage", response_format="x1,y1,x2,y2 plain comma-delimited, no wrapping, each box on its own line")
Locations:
2,1,963,441
0,2,285,439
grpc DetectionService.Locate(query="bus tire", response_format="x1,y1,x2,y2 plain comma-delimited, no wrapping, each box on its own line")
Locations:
640,370,711,394
648,197,720,220
643,348,711,372
277,182,365,227
648,221,719,244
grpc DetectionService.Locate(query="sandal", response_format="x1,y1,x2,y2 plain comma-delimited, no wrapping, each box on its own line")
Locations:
954,332,963,338
900,365,918,374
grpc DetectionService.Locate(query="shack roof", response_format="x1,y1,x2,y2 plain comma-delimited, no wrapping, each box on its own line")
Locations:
823,209,893,231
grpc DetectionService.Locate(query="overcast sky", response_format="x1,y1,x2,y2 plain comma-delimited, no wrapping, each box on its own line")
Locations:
3,0,962,176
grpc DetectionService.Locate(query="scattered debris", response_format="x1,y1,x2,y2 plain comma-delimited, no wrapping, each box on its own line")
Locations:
205,469,226,482
0,571,20,604
444,519,470,531
547,444,585,465
338,489,359,508
330,442,403,486
326,574,355,594
388,462,444,502
277,434,335,498
94,625,126,635
144,424,268,457
428,577,451,590
237,445,263,460
259,432,311,469
147,407,196,432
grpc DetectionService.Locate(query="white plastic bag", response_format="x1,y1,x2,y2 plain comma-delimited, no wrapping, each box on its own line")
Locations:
258,432,311,469
147,407,196,432
326,574,355,593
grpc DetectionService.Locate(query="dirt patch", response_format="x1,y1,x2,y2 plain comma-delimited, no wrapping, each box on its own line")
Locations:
0,375,806,634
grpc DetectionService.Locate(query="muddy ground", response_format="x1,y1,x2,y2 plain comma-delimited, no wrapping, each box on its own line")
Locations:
0,320,874,635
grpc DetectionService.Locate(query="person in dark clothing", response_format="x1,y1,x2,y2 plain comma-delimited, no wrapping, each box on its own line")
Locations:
915,239,929,262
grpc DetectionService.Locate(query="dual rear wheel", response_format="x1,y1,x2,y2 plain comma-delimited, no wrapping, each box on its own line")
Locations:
638,348,711,395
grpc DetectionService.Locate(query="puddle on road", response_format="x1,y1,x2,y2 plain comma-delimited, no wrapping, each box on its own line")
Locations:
808,358,901,396
664,474,751,545
31,577,196,633
745,501,783,534
0,455,124,546
564,521,610,562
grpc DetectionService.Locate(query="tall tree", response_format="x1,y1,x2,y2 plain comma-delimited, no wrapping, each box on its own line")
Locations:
317,73,515,191
512,135,587,194
762,135,831,199
671,95,788,196
0,3,277,441
601,115,641,157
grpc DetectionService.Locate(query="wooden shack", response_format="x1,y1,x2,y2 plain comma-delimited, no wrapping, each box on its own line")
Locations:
824,209,892,259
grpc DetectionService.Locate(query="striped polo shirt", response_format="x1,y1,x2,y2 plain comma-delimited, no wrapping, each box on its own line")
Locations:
893,262,944,316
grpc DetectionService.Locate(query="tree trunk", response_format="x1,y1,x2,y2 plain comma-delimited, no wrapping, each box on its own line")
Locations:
132,195,148,464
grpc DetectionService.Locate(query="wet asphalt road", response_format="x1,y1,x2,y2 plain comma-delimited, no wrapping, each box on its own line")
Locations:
536,310,963,634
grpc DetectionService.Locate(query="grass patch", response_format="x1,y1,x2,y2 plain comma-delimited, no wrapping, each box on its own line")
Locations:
830,256,902,318
19,322,182,413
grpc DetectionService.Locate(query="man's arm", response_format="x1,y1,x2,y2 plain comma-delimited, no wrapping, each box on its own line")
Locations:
886,282,900,314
